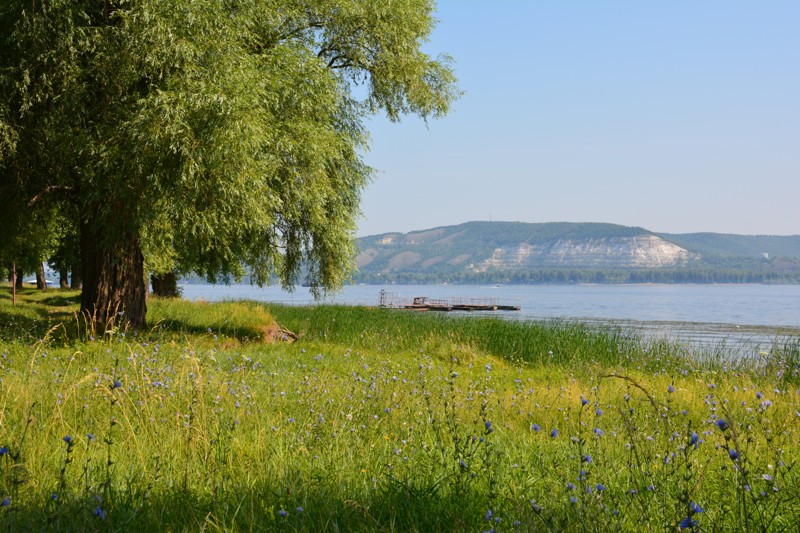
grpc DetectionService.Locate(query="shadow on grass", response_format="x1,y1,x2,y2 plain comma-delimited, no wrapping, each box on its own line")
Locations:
0,483,493,533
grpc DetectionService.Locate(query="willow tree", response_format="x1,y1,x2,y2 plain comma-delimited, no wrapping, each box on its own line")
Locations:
1,0,457,328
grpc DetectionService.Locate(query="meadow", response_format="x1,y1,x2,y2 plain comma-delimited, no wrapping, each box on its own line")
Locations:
1,287,799,531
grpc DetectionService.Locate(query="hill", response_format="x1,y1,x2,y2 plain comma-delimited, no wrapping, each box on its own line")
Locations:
353,221,800,284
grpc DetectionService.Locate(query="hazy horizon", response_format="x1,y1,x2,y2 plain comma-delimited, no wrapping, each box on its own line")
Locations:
356,219,800,239
357,1,799,237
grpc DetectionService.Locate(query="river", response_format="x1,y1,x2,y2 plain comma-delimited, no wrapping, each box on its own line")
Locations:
180,283,800,352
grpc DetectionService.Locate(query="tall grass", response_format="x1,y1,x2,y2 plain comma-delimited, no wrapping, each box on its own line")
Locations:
0,290,798,530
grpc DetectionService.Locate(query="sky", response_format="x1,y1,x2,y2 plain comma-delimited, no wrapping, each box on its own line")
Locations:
356,1,799,237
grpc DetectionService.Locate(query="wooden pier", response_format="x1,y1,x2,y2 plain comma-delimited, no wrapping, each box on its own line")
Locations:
378,291,521,312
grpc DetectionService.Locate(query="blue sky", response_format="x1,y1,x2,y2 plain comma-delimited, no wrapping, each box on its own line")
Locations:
357,1,799,237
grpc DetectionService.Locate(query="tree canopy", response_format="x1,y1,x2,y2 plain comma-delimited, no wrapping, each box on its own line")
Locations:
0,0,458,327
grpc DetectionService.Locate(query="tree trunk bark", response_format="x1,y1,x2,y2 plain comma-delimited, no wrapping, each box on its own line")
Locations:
59,268,70,289
151,271,180,298
80,221,148,329
15,267,23,289
36,262,47,290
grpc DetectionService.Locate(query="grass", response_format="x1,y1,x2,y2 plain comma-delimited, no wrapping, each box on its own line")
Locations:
1,286,799,531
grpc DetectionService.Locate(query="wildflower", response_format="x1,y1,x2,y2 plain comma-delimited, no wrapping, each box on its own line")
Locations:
596,483,606,492
278,509,288,518
763,474,773,482
689,432,699,448
647,484,655,491
87,433,96,442
0,446,8,456
593,428,604,436
582,454,592,464
581,396,589,406
485,421,493,433
715,419,729,431
570,496,578,503
112,379,122,389
484,509,493,521
566,483,575,490
1,497,9,507
92,506,106,519
63,435,73,445
756,391,763,399
296,507,304,513
551,428,558,438
595,408,603,416
689,501,704,514
531,424,541,432
679,517,698,529
459,459,468,469
729,448,739,461
668,384,676,393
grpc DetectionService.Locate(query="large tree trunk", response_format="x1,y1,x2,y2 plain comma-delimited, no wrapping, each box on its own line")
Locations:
59,268,70,289
80,221,148,329
151,271,180,298
36,263,47,290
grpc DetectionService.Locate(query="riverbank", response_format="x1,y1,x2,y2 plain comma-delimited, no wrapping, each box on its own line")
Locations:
1,289,799,530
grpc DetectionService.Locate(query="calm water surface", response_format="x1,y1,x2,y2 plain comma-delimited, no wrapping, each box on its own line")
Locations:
181,283,800,350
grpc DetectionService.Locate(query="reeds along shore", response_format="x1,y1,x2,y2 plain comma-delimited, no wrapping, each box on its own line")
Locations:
0,288,799,531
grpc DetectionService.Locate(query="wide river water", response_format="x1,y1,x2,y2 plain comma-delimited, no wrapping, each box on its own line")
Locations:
181,283,800,352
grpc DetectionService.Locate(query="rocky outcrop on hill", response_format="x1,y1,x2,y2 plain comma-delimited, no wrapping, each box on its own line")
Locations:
472,235,690,271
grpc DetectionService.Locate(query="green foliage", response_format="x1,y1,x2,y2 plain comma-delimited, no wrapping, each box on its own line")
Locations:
0,0,458,320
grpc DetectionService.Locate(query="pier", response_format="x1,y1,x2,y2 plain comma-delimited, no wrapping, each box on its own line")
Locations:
378,291,521,312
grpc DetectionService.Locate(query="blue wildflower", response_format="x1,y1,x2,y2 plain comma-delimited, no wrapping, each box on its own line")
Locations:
596,483,606,492
566,483,575,490
550,428,558,438
87,433,96,442
593,428,604,436
484,509,493,521
0,446,8,456
582,454,592,464
485,421,493,433
581,396,589,406
668,385,676,393
689,432,699,448
595,408,603,416
92,506,106,519
690,501,704,514
278,509,288,518
63,435,73,445
531,423,541,432
296,507,304,513
1,497,10,507
112,379,122,389
716,419,729,431
570,496,577,503
729,448,739,461
679,517,698,529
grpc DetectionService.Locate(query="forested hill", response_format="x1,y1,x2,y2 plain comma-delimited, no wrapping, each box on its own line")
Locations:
353,221,800,284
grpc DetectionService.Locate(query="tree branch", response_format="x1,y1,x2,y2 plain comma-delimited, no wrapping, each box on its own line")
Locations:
28,185,74,207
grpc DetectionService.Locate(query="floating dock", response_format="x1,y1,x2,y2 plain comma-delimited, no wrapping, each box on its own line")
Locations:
378,291,521,312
